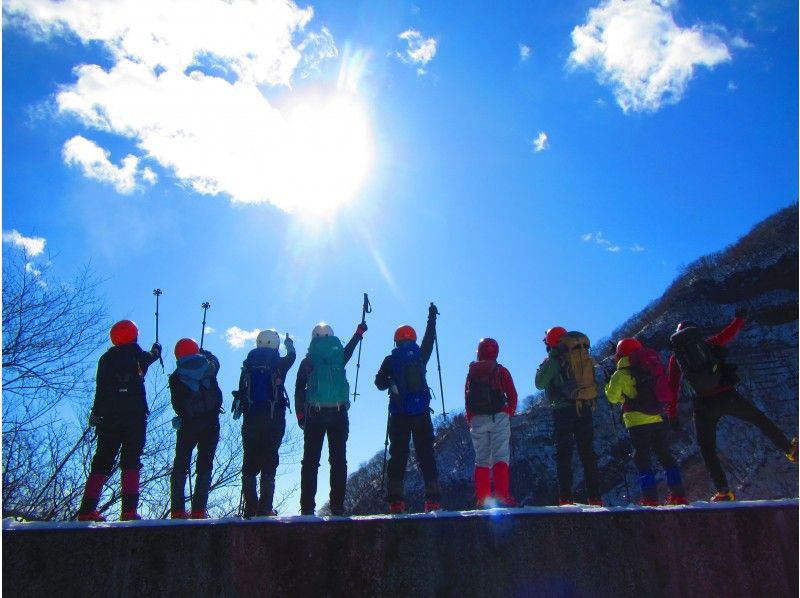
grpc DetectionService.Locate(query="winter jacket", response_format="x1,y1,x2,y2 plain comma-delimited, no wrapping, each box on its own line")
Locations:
534,350,572,410
295,333,360,414
604,356,663,429
464,360,517,425
168,349,223,419
667,316,745,416
375,316,436,394
92,343,159,418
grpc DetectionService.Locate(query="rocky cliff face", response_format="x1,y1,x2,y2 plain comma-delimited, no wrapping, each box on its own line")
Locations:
342,205,798,514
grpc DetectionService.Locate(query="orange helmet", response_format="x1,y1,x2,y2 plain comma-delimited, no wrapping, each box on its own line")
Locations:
175,338,200,359
544,326,567,348
110,320,138,346
615,337,642,361
394,325,417,343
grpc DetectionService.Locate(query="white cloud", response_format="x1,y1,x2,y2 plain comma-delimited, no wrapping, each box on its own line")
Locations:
731,35,752,49
225,326,260,349
2,229,46,256
727,80,737,92
532,132,549,152
395,29,438,74
568,0,731,113
581,231,622,252
519,44,531,61
631,243,645,252
62,135,154,193
6,0,375,215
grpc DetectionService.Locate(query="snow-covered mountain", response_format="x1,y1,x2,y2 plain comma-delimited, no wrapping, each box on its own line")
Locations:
341,204,799,514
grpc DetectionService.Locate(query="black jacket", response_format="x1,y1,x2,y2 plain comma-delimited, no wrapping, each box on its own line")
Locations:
93,343,159,418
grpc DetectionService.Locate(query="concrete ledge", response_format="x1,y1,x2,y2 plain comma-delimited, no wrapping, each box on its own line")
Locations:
3,500,798,597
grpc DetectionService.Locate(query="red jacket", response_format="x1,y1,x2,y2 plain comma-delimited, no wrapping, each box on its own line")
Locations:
666,316,745,416
464,360,517,424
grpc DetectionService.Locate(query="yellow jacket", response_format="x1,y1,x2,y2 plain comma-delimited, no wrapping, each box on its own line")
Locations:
604,356,663,429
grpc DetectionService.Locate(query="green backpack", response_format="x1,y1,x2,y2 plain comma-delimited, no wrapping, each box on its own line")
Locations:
557,331,598,401
306,336,350,406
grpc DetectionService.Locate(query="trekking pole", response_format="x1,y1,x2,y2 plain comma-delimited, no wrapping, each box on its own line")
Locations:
351,293,372,403
380,412,390,491
431,302,446,419
153,288,164,370
200,301,211,349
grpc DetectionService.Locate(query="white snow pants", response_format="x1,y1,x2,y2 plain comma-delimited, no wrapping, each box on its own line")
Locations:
470,412,510,467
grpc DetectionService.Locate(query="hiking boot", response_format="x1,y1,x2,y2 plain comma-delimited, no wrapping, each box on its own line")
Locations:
170,511,189,520
787,438,798,463
330,509,344,517
300,509,315,516
189,510,208,520
666,494,688,506
557,499,575,506
499,496,518,508
587,497,604,507
710,491,735,502
639,499,659,507
77,510,106,523
424,500,441,513
388,501,405,514
120,510,142,521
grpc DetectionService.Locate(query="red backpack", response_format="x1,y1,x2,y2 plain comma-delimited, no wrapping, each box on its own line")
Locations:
627,347,671,409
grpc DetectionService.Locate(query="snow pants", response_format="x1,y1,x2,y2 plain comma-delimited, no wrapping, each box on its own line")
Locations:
170,414,220,513
552,403,601,502
386,412,440,503
300,406,349,515
470,412,510,467
693,389,792,492
90,410,147,474
628,420,684,502
241,412,285,516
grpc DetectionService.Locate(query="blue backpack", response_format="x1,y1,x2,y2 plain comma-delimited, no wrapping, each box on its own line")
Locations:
241,347,288,417
390,343,431,415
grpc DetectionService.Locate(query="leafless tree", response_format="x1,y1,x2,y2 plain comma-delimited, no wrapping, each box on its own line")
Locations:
2,249,108,519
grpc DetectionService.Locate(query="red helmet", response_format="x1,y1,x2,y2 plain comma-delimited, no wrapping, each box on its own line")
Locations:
675,321,698,333
394,325,417,343
175,338,200,359
544,326,567,348
615,337,642,361
110,320,138,345
477,338,499,360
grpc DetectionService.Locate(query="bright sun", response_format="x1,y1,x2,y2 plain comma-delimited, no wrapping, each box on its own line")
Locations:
277,91,374,219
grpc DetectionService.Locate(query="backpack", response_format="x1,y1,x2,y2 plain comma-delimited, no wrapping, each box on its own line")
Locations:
466,361,507,415
556,331,598,401
174,354,223,418
625,347,670,415
390,343,431,415
669,327,737,395
240,347,287,416
306,336,350,407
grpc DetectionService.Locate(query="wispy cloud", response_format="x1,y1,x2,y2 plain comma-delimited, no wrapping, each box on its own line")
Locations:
568,0,731,113
727,80,737,92
2,229,46,256
394,29,438,75
225,326,260,350
519,44,531,61
62,136,154,193
4,0,376,215
581,231,633,253
532,132,549,152
630,243,645,252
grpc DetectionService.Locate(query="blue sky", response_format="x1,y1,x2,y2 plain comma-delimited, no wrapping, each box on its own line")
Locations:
3,0,797,509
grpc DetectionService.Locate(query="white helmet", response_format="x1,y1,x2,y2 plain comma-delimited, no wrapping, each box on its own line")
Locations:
256,329,280,349
312,323,334,337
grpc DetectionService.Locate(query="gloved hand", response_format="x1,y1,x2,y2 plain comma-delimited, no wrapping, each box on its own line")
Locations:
151,342,162,358
668,414,680,431
356,322,367,337
171,416,182,431
89,412,102,427
284,335,295,353
297,412,305,431
734,307,748,319
428,302,439,320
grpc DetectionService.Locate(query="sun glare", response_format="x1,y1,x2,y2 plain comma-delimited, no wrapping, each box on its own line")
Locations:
278,90,374,220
